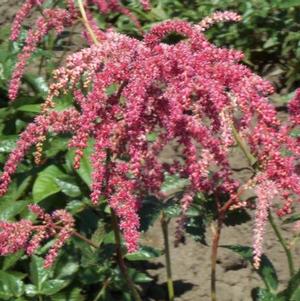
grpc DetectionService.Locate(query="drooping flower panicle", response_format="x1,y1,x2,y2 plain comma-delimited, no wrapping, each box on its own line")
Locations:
3,4,300,267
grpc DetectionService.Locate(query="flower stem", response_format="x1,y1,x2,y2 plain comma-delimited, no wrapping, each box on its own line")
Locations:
111,210,142,301
231,125,257,167
161,213,175,301
53,225,100,249
268,212,295,277
77,0,99,45
210,211,223,301
93,278,111,301
72,230,100,249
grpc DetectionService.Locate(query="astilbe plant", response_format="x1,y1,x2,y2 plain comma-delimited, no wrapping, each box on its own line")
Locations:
1,1,300,300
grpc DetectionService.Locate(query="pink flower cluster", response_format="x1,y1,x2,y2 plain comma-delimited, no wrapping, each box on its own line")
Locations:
9,7,74,100
4,5,300,267
0,205,74,268
9,0,150,100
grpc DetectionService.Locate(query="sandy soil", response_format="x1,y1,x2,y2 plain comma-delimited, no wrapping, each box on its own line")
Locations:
140,148,300,301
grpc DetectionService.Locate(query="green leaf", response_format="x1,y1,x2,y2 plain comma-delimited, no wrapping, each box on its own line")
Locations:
54,260,79,279
55,176,81,198
163,198,181,218
67,141,93,187
283,214,300,224
186,215,206,244
222,245,278,292
30,256,50,291
128,269,152,284
161,174,189,196
276,0,300,8
139,196,163,232
45,137,69,158
105,83,118,96
24,284,38,297
91,222,106,246
290,127,300,138
252,287,280,301
66,200,86,214
32,165,65,202
0,200,29,220
13,176,32,201
55,94,74,111
0,135,17,153
0,271,24,299
2,251,24,271
41,279,69,296
125,246,161,261
223,209,251,226
17,104,41,113
278,269,300,300
23,75,48,95
146,132,158,142
291,288,300,301
51,288,84,301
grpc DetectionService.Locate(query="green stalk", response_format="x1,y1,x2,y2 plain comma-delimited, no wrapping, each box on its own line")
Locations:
93,278,111,301
231,125,257,167
77,0,99,45
111,210,143,301
161,213,175,301
268,212,295,277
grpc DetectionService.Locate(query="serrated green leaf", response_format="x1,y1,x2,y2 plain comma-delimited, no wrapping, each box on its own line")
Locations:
53,253,79,280
139,196,163,232
32,165,65,202
222,245,278,292
41,279,69,296
23,75,48,95
30,256,50,291
2,251,24,271
0,271,24,298
0,200,29,220
91,222,106,246
161,174,189,196
14,176,32,201
252,287,279,301
45,137,69,158
129,269,152,283
66,200,86,214
125,246,161,261
163,199,181,218
0,135,17,153
55,176,81,198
